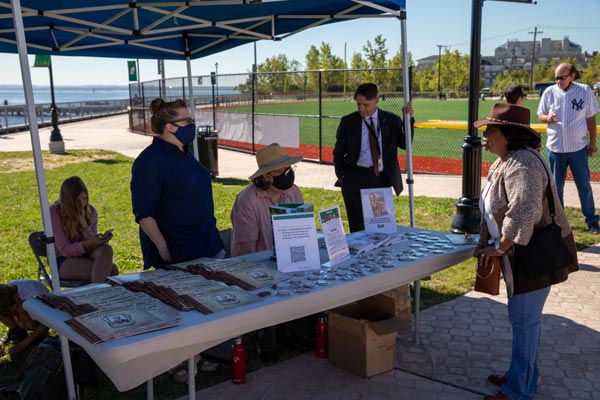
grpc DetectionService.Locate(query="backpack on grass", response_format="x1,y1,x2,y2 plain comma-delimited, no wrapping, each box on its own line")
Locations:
18,338,66,400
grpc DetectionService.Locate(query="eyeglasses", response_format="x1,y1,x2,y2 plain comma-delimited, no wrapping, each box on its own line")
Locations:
521,93,528,98
270,165,296,176
169,117,193,126
554,75,569,81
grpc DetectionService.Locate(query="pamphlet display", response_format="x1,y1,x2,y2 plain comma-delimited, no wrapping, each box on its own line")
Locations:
318,206,351,266
360,187,397,233
269,202,314,257
272,212,320,273
170,258,290,290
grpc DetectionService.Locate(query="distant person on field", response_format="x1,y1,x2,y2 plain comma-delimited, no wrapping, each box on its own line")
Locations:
537,62,600,233
50,176,119,283
0,280,49,356
230,143,303,257
504,84,527,106
333,82,414,232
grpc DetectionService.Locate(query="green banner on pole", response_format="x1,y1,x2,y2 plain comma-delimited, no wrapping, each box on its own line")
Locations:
33,55,51,68
127,60,138,82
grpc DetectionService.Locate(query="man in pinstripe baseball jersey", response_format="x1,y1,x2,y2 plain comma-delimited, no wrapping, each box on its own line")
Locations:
538,62,600,232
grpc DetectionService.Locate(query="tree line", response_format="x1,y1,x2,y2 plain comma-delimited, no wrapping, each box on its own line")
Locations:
234,35,600,96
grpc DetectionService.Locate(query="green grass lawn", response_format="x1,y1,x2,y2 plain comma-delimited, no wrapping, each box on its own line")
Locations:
223,98,600,171
0,149,597,399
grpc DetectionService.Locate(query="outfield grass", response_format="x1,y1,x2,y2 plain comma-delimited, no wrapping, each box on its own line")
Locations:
224,98,600,171
0,149,597,399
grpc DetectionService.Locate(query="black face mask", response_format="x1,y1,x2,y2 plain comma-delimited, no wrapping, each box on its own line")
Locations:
272,168,295,190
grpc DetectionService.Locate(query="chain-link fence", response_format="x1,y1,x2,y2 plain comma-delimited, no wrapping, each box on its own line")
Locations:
129,69,600,181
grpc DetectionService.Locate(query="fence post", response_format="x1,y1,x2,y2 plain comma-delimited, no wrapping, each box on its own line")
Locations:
318,70,323,163
251,70,256,154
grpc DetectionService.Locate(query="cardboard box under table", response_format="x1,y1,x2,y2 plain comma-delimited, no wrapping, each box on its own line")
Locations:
327,294,398,378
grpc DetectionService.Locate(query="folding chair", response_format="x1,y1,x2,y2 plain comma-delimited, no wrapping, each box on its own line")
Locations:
218,228,232,259
28,231,90,290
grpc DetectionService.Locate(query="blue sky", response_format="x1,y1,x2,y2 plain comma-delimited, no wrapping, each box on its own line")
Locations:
1,0,599,86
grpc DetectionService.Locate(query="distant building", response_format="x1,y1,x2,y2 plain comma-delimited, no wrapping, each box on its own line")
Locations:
495,36,583,68
416,36,590,90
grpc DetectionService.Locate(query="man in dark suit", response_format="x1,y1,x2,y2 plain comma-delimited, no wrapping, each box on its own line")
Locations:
333,83,414,232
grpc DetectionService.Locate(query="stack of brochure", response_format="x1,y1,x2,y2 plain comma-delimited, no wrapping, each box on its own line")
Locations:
346,232,394,254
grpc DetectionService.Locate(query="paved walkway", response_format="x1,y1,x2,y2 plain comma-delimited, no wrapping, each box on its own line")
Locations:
2,115,600,399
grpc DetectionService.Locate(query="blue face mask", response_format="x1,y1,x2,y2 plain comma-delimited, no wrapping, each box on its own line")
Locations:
174,124,196,146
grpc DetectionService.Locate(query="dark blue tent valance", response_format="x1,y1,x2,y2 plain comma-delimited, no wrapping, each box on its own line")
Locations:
0,0,405,60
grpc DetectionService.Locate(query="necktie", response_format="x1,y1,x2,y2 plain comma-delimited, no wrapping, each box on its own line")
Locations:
367,117,380,177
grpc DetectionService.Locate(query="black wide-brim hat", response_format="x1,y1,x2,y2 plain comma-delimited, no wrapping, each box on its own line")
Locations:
474,103,540,140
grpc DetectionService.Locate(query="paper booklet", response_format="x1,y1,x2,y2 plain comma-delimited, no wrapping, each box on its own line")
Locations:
346,231,394,254
171,258,290,290
67,302,180,344
172,285,262,314
107,267,263,314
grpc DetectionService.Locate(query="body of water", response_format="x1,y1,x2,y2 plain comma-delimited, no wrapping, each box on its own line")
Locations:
1,84,241,106
0,85,131,105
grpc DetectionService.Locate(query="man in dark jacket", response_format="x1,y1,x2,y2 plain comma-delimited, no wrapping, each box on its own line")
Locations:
333,83,414,232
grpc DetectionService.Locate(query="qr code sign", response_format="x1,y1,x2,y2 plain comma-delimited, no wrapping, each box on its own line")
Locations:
290,245,306,263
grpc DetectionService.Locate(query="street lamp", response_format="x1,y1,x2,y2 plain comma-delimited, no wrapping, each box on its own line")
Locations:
215,62,219,105
436,45,445,97
48,58,64,154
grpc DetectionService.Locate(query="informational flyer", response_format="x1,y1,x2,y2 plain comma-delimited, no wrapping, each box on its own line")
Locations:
360,187,397,233
272,212,320,273
318,206,351,266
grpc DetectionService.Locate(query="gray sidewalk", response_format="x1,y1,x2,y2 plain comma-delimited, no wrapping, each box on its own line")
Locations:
3,115,600,399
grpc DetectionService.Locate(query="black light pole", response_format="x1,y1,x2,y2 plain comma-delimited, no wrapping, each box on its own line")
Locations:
450,0,536,234
437,44,443,95
48,58,62,143
450,0,483,234
215,62,219,106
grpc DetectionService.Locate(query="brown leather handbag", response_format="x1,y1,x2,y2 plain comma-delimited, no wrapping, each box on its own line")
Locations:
474,256,502,296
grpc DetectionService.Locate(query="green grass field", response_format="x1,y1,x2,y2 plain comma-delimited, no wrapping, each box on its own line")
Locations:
223,98,600,169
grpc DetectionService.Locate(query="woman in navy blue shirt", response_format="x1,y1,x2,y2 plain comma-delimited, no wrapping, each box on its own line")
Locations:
131,98,224,269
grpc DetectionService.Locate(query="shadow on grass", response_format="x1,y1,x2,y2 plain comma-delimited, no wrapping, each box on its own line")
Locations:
91,159,130,166
213,177,248,186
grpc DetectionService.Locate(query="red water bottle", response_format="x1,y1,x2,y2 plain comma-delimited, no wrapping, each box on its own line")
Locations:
316,316,327,358
231,336,246,384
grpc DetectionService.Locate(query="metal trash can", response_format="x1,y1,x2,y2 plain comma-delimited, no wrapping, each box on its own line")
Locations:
196,125,219,177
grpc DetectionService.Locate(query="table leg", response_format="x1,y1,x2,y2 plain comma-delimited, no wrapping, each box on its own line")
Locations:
414,279,421,345
146,379,153,400
187,356,196,400
396,279,435,379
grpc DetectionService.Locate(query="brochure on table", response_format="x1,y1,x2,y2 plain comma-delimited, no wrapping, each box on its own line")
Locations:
318,205,351,266
269,202,314,257
360,187,396,233
272,211,320,273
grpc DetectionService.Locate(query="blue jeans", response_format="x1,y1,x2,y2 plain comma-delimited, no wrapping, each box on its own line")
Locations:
501,286,551,400
547,147,599,227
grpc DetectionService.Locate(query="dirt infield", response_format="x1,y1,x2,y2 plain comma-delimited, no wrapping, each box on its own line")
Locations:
218,139,589,181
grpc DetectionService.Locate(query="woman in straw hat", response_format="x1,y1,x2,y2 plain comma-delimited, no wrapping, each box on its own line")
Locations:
230,143,303,257
473,103,578,400
131,98,224,270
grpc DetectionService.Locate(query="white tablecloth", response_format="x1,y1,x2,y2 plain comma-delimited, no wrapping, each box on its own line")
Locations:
24,226,474,392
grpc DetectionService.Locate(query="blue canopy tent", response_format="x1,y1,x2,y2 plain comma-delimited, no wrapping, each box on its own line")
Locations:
2,1,410,398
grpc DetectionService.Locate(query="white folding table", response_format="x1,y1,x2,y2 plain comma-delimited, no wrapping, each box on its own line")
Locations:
24,226,474,399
